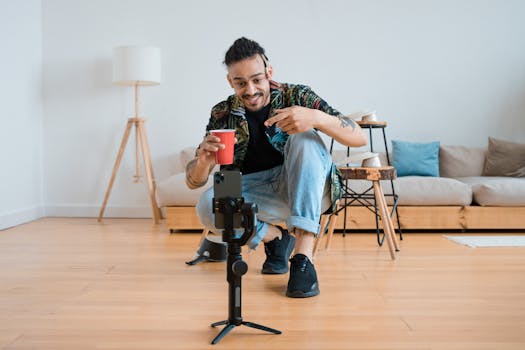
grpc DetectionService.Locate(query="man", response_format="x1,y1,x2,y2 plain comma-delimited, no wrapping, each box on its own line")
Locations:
186,37,367,298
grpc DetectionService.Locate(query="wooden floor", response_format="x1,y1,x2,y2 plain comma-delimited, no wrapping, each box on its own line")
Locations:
1,219,525,349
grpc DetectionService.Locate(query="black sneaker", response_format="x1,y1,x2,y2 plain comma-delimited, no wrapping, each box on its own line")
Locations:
261,226,295,274
286,254,320,298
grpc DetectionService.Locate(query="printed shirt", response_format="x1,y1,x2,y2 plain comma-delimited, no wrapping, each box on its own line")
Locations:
203,80,343,212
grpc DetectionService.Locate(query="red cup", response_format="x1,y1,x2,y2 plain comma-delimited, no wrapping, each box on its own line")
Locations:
210,129,235,165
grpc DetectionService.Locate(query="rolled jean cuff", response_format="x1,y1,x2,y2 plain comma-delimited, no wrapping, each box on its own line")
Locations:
287,216,319,237
247,220,269,250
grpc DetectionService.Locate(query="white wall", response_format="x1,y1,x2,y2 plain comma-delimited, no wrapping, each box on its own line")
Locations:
6,0,525,221
0,0,44,230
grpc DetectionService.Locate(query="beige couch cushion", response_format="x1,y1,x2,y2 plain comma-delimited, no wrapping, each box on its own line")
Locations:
345,176,472,206
157,146,219,207
395,176,472,206
439,145,486,178
457,176,525,206
156,173,213,207
180,146,197,166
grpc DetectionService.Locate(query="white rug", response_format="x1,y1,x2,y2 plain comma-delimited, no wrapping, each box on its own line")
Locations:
444,235,525,248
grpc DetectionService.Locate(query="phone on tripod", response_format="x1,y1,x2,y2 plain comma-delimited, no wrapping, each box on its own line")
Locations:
209,170,278,344
213,171,243,229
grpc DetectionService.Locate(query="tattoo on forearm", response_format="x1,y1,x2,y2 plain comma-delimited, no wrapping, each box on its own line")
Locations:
185,158,196,172
337,115,357,130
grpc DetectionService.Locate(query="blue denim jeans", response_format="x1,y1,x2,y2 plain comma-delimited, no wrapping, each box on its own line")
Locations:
196,130,332,249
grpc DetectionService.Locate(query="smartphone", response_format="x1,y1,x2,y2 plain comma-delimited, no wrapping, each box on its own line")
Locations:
213,171,243,229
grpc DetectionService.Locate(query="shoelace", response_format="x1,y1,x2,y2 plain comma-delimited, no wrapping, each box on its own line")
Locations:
292,257,309,273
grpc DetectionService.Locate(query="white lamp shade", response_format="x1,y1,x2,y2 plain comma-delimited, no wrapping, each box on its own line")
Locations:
113,46,161,86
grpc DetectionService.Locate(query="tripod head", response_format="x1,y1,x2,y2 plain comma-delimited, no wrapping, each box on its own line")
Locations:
212,171,257,246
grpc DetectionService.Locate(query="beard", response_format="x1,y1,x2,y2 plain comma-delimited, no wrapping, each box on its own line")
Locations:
242,91,268,112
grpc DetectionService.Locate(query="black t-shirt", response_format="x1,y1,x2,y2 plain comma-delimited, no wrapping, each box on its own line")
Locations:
241,104,284,175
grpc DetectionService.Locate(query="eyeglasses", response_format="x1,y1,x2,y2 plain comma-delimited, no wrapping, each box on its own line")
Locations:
232,75,269,90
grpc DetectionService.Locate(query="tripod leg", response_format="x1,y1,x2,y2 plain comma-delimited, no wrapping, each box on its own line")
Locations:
211,320,228,327
379,189,400,251
211,324,235,344
313,215,329,256
137,119,162,223
242,321,282,334
133,119,141,183
98,119,134,222
373,181,396,260
325,212,338,250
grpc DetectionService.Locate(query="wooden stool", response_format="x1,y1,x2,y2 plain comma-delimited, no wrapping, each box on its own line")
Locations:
313,204,339,256
317,166,400,260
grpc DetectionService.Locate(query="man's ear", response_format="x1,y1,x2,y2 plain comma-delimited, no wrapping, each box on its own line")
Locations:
226,74,234,88
265,65,273,80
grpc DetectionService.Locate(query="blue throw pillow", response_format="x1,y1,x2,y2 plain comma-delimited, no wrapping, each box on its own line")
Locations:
392,140,440,177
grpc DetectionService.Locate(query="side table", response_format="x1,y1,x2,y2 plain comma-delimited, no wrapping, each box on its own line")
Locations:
320,166,400,260
330,120,402,245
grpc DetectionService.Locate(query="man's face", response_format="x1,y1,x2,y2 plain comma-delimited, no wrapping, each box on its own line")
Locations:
227,55,273,112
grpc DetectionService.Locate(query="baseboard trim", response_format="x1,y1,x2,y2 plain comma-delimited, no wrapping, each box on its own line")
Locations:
1,205,161,230
0,206,45,230
43,205,155,218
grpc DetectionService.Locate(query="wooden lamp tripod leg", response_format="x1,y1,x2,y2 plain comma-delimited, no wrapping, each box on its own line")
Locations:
136,119,162,223
98,118,134,222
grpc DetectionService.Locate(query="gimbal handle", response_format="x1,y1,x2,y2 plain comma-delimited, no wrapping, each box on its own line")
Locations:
213,197,257,246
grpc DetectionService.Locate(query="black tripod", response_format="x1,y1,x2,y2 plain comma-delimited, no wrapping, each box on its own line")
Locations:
210,196,281,345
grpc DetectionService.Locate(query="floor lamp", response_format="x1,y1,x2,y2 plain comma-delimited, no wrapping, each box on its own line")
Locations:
98,45,162,224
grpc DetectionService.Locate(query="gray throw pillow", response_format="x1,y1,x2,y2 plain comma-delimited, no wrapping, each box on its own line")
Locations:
439,145,486,178
483,137,525,177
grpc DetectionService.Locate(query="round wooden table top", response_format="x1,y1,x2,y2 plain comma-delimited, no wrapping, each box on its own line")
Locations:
338,166,397,181
356,120,388,128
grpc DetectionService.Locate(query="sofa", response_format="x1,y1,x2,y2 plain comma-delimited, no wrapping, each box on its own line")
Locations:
157,143,525,232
